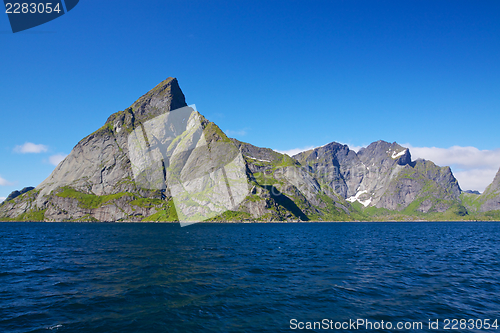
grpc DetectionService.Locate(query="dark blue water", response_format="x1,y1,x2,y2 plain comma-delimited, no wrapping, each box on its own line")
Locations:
1,222,499,333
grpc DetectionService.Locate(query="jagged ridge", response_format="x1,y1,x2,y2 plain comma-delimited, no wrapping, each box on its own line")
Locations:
1,78,499,222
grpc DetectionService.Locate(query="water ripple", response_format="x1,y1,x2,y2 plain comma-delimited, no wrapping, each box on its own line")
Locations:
0,222,499,332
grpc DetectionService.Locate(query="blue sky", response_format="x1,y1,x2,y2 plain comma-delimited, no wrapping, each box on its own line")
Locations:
1,0,500,200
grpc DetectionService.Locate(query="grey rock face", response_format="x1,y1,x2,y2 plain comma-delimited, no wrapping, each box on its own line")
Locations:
43,195,160,222
354,141,414,208
479,168,500,212
232,139,349,220
294,140,461,213
36,129,133,202
1,78,187,221
377,159,461,213
294,143,356,198
0,191,35,216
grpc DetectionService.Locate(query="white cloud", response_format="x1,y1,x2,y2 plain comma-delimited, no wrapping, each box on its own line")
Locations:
49,154,67,166
346,144,365,153
403,144,500,192
454,169,499,193
404,145,500,169
0,197,5,203
276,146,317,156
0,176,14,186
14,142,48,154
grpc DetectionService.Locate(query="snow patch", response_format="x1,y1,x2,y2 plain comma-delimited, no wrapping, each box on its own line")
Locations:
347,190,366,202
358,198,372,207
248,156,271,163
346,190,372,207
391,149,407,159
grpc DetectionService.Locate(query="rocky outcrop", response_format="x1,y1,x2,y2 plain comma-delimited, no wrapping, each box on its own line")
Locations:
377,159,461,213
232,139,350,221
36,77,187,202
1,78,187,221
294,140,462,213
463,190,481,195
460,168,500,214
4,187,35,202
478,168,500,212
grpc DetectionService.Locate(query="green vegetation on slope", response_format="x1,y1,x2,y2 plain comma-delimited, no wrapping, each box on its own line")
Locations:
56,187,134,209
142,199,178,222
207,210,253,222
460,192,482,212
0,209,47,222
309,193,351,221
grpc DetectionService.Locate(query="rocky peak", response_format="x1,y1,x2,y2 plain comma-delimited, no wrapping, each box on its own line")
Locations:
0,76,490,222
357,140,411,166
34,78,190,202
4,187,34,202
396,149,412,166
478,167,500,212
489,168,500,190
463,190,481,195
113,77,187,123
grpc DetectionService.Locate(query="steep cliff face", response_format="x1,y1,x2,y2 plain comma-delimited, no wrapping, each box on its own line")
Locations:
377,159,461,213
1,78,189,221
294,140,462,214
37,77,187,200
230,140,351,221
462,168,500,214
293,142,359,199
479,169,500,212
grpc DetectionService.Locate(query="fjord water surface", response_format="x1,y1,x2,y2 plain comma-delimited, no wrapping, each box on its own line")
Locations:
1,222,499,332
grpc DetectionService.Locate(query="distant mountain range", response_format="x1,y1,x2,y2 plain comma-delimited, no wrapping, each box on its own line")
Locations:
1,78,499,222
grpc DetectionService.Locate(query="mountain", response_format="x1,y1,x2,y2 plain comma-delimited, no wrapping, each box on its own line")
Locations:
463,190,481,195
4,187,35,202
230,139,350,221
479,168,500,211
0,77,498,222
0,78,349,222
1,78,189,222
461,168,500,216
294,140,463,215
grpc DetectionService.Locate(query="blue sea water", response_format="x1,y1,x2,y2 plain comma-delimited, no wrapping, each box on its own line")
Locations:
0,222,499,333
